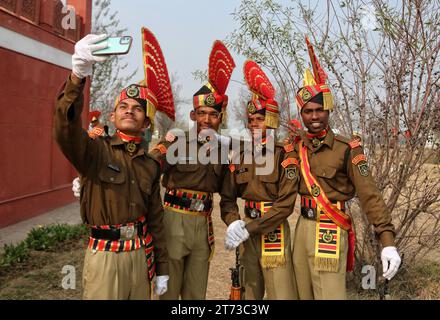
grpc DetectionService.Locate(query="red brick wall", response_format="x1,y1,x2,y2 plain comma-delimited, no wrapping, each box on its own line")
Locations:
0,0,92,227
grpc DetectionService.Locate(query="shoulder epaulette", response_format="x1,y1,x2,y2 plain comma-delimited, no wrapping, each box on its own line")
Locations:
348,140,362,149
281,157,299,168
334,134,352,145
284,143,295,153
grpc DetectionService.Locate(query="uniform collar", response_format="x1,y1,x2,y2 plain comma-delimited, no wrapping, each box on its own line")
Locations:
303,127,335,150
110,133,148,156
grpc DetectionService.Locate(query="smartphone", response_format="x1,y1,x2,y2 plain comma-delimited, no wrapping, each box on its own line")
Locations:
92,36,132,56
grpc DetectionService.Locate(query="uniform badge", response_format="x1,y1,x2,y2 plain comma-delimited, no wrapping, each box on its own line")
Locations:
204,93,216,107
302,89,312,101
126,141,137,153
126,85,140,98
358,162,369,177
312,137,321,148
247,102,257,114
311,184,321,197
285,167,297,181
267,232,278,242
322,230,334,243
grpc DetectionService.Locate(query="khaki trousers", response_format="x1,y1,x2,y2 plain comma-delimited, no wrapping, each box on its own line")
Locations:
241,220,298,300
292,216,348,300
82,246,150,300
160,208,211,300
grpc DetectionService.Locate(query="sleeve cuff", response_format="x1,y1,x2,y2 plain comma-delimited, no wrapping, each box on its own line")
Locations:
223,212,240,226
155,262,169,276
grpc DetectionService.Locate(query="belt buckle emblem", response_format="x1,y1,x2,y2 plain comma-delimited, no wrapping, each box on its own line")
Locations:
307,208,315,219
190,198,205,212
249,208,259,218
121,225,135,239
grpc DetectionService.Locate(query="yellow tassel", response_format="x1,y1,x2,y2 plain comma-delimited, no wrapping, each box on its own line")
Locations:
265,110,279,129
146,101,156,132
323,91,334,111
208,244,215,262
261,254,286,269
314,256,339,272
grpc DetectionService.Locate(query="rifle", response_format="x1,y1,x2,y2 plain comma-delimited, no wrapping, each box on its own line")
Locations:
229,248,245,300
380,253,404,300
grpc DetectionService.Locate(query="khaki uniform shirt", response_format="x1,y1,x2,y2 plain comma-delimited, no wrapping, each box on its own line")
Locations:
149,131,228,193
220,140,299,235
53,75,168,275
294,128,396,246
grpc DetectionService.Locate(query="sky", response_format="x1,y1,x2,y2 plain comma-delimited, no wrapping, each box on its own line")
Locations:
101,0,248,126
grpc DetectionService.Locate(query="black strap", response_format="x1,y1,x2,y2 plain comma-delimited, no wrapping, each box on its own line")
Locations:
90,222,143,241
164,193,212,211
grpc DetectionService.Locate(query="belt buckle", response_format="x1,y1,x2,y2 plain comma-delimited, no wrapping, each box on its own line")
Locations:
190,198,205,212
249,208,259,219
120,225,135,240
307,208,315,220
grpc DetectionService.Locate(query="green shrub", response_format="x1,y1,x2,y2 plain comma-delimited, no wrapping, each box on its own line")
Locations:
0,242,30,267
25,224,88,251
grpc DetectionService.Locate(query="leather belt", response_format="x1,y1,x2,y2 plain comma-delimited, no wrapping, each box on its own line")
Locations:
244,200,274,219
164,189,213,213
90,223,143,241
300,195,345,221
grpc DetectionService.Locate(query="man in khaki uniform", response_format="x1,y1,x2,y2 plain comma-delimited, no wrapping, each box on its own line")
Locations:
54,31,173,299
288,37,401,300
149,41,236,300
220,60,299,300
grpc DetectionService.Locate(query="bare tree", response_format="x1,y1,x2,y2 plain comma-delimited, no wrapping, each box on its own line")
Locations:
228,0,440,271
90,0,136,131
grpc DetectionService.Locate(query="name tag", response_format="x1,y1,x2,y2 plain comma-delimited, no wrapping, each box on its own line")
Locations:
108,163,120,172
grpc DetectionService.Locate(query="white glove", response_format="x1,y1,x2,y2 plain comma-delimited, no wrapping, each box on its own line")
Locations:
154,275,169,296
381,246,401,280
72,177,80,199
224,220,249,251
72,34,108,78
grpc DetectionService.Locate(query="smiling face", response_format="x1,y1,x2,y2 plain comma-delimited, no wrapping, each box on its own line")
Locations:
110,98,149,136
300,101,329,134
190,106,222,133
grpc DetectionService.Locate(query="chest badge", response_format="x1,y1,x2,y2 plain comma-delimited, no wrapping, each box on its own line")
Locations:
126,141,137,153
311,184,321,197
312,137,321,148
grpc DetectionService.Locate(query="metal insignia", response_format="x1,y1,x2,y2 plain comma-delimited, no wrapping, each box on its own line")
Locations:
267,232,278,242
302,89,312,101
322,230,334,243
205,93,216,107
311,184,320,197
190,199,205,212
247,102,257,114
307,208,315,219
286,167,297,181
126,85,140,98
249,208,259,219
126,141,137,153
312,138,321,148
358,162,369,177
